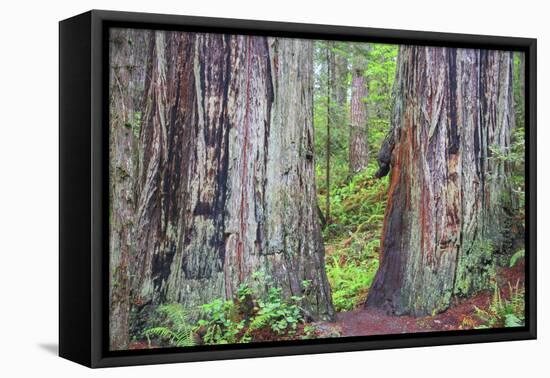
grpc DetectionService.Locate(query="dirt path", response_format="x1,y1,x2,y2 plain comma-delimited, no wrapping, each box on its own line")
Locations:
317,262,525,337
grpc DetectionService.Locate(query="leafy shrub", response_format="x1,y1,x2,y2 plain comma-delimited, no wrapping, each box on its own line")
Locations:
196,299,245,345
194,274,309,345
244,287,304,340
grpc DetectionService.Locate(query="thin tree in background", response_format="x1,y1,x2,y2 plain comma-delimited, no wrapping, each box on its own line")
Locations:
325,42,333,224
349,45,369,173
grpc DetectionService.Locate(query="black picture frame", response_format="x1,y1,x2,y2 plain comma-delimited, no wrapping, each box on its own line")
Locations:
59,9,537,368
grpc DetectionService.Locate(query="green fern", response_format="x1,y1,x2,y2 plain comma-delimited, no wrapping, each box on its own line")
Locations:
144,304,194,347
474,281,525,329
509,249,525,268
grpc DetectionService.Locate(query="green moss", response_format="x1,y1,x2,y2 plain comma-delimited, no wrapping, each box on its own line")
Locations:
116,166,130,180
454,239,495,297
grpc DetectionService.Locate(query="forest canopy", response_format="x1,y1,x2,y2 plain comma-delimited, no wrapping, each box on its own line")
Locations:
108,28,526,350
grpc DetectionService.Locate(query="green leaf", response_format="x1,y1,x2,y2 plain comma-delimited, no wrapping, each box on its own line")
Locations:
509,249,525,268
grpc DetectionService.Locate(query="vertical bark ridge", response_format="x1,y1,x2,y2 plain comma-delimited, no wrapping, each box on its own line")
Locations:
163,33,231,308
132,31,169,312
223,35,273,298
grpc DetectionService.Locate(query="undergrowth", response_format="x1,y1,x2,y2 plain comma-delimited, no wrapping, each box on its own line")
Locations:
320,163,388,311
143,273,313,347
473,281,525,329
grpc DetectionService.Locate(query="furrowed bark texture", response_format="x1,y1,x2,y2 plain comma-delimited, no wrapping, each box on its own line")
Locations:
112,32,334,343
263,38,333,320
108,28,150,350
130,31,169,328
366,46,514,316
349,49,369,173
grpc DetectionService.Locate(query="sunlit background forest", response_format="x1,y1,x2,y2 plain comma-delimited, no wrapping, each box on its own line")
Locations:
108,30,526,350
313,42,397,312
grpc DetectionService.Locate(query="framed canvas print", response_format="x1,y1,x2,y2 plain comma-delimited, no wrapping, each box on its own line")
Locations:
59,10,537,368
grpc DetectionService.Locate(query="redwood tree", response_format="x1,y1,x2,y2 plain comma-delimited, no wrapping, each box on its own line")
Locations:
110,32,334,347
366,46,515,316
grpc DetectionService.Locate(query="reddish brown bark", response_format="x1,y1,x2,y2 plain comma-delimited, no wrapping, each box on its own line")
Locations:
367,47,514,316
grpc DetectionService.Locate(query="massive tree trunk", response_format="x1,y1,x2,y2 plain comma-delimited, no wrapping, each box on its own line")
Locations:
108,28,149,350
366,46,514,316
121,32,334,340
349,47,369,173
263,38,333,319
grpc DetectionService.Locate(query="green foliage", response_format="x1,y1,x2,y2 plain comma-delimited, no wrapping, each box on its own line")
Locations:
489,54,525,227
313,41,398,194
321,164,388,236
131,111,142,138
301,325,318,340
489,123,525,230
194,274,308,345
509,249,525,268
322,164,389,311
513,52,525,130
143,304,195,347
474,281,525,329
328,254,379,311
313,41,395,312
365,44,398,154
245,286,304,338
196,299,245,345
118,111,142,139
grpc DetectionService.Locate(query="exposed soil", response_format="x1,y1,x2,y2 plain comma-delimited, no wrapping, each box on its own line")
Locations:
128,341,155,350
325,261,525,337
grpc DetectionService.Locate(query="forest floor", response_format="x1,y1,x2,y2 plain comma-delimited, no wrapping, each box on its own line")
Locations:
314,261,525,338
127,261,524,350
